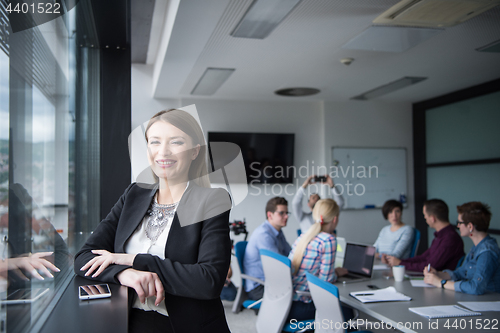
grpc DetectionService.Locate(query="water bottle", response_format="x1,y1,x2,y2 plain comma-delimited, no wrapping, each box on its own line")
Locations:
400,193,407,205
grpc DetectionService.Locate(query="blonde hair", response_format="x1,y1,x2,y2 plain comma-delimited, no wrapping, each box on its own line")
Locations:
145,109,211,188
291,199,339,275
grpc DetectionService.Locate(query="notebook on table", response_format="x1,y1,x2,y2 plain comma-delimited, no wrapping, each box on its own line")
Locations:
350,286,411,303
336,242,376,284
409,305,481,319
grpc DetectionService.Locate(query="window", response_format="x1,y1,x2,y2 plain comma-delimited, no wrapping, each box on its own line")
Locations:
413,80,500,254
0,1,100,331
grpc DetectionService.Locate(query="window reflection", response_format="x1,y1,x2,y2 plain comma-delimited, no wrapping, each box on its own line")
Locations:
0,1,100,331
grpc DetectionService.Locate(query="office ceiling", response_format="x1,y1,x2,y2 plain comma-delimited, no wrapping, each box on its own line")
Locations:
132,0,500,103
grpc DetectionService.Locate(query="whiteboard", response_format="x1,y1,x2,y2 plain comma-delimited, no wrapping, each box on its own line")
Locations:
331,147,407,210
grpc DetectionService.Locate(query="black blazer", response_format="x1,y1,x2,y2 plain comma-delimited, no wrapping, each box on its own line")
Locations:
74,183,232,333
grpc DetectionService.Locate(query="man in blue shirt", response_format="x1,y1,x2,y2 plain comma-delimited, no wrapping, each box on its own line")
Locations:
243,197,291,300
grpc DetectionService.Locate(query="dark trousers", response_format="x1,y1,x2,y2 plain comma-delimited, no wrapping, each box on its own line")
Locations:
129,308,174,333
287,300,316,322
220,282,237,301
247,284,264,300
286,301,355,324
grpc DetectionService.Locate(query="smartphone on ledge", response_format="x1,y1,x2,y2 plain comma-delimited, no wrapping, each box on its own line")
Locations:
79,284,111,300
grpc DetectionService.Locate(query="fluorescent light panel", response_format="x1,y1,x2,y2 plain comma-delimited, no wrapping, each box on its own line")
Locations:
231,0,302,39
476,39,500,53
373,0,500,28
191,68,235,96
351,77,427,100
342,26,442,53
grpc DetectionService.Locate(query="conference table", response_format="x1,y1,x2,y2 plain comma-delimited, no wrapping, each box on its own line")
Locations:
335,269,499,333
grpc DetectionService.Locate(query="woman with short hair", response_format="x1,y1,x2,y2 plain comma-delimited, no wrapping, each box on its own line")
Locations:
373,199,414,262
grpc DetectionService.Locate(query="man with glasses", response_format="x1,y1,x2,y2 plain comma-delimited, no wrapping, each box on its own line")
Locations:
386,199,464,272
243,197,292,300
292,174,344,233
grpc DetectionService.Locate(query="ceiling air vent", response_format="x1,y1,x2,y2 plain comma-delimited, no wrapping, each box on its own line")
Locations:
373,0,500,28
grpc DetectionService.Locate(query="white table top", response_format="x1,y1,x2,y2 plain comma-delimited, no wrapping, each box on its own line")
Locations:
335,270,500,333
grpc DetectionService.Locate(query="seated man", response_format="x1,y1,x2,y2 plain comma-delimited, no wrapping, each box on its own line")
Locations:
243,197,291,300
386,199,464,272
292,174,344,233
424,201,500,295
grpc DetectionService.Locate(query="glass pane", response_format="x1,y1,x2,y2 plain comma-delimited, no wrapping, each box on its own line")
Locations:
426,91,500,164
0,41,9,263
1,1,100,331
427,163,500,253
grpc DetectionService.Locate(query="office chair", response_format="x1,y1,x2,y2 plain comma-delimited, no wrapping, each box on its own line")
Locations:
410,228,421,258
257,249,314,333
231,241,264,314
305,272,373,333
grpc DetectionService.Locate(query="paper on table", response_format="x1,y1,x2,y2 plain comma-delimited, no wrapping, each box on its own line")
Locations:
373,264,389,270
350,286,411,303
409,305,481,319
410,279,436,288
458,301,500,312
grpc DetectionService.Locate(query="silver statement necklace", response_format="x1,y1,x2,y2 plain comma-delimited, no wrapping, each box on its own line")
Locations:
145,195,179,242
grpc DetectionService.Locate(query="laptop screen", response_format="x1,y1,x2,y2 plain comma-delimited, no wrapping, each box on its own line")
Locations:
343,243,376,277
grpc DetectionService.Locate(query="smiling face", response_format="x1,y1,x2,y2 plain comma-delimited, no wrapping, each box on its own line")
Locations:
146,121,200,184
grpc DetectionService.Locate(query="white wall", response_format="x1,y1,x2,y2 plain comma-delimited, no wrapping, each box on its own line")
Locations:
323,101,414,245
132,64,414,247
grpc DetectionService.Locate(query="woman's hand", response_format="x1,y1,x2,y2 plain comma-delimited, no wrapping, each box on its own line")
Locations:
80,250,136,278
423,265,438,275
380,253,388,264
386,255,401,267
3,252,60,280
117,268,164,306
423,269,441,287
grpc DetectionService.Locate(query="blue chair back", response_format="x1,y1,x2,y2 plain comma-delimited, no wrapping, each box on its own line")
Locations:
306,272,344,333
234,241,248,288
456,255,465,269
410,228,421,258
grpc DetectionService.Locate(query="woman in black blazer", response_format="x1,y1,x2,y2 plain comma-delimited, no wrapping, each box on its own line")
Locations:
74,109,232,333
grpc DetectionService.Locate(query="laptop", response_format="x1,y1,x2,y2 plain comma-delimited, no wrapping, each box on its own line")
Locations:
336,242,376,284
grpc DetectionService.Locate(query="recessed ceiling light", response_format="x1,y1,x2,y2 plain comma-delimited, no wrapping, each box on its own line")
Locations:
351,77,427,100
191,68,235,96
342,26,442,53
275,88,320,97
231,0,303,39
373,0,500,28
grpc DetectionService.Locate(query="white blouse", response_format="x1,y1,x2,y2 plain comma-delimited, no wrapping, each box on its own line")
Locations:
124,183,188,316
